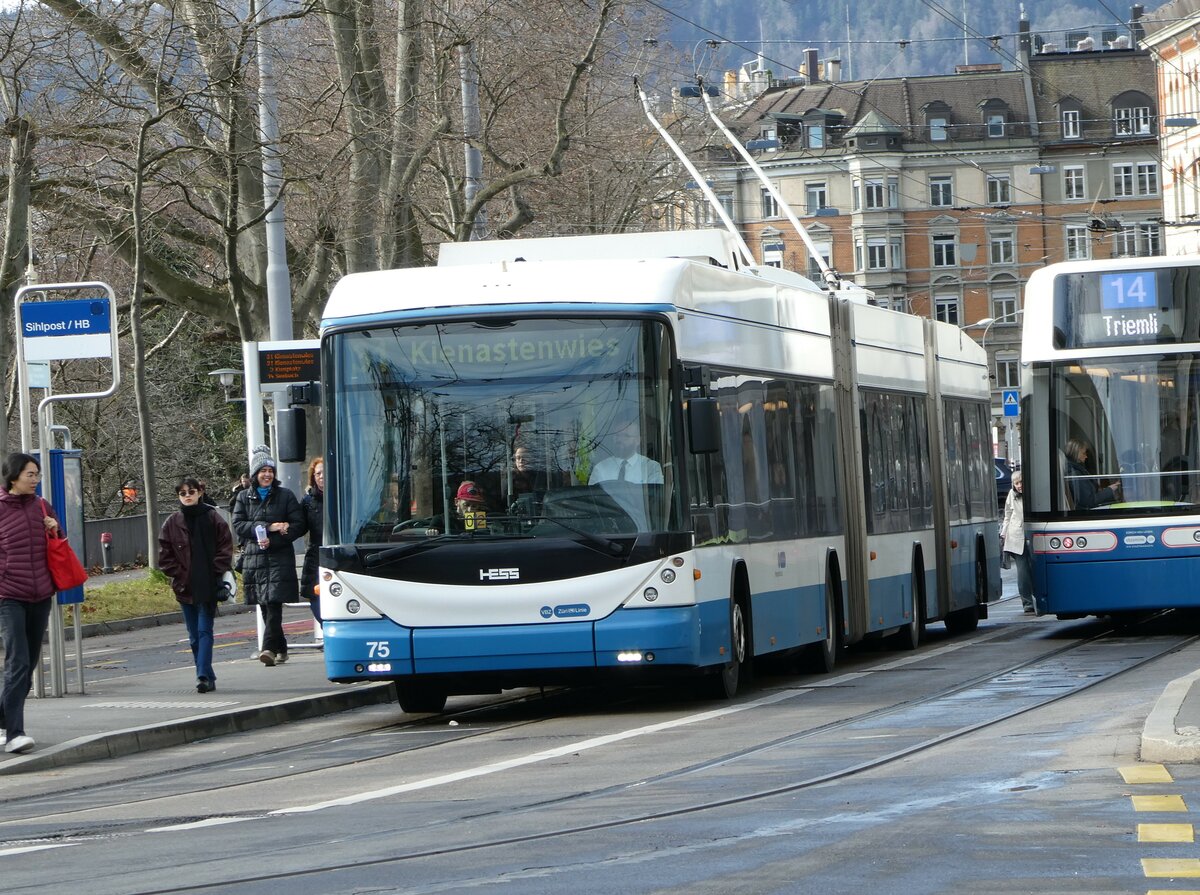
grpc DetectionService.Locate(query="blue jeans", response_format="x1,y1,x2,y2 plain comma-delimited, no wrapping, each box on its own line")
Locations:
181,603,216,683
0,597,53,738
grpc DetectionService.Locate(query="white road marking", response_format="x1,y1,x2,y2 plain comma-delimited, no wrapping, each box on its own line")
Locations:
274,689,804,815
0,843,74,856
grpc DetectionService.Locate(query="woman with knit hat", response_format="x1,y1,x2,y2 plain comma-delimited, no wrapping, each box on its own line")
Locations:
232,445,306,665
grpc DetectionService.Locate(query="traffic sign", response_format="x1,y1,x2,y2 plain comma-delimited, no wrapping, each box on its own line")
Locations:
21,299,112,361
1002,389,1020,417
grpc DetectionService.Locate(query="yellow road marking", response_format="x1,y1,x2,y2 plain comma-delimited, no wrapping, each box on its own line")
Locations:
1122,765,1174,784
1134,795,1189,812
1143,858,1200,877
1139,823,1194,842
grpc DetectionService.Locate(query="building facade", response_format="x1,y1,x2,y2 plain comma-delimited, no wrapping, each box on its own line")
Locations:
684,10,1162,458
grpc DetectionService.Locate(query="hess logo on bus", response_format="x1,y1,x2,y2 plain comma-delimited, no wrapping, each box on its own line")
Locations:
480,567,520,581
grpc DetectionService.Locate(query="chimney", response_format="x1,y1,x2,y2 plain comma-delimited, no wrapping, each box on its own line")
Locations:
1018,8,1032,65
724,69,737,98
805,48,820,83
1130,4,1145,49
825,55,842,82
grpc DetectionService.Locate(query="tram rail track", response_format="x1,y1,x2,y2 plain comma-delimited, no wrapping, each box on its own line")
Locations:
3,613,1195,894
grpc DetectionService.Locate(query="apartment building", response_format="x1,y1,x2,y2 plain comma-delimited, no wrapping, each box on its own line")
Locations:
688,10,1161,448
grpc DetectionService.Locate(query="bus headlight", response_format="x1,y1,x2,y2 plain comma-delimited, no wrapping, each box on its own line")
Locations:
329,582,343,597
643,587,658,601
660,568,676,584
346,599,361,614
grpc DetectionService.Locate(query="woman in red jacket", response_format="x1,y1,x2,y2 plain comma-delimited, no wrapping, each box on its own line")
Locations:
158,477,234,693
0,452,62,754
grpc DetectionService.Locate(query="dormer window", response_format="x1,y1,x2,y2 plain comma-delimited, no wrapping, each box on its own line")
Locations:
923,101,952,142
1063,109,1081,139
1113,91,1154,136
980,99,1010,139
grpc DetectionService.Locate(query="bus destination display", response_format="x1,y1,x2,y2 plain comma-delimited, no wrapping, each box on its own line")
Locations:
1054,268,1184,349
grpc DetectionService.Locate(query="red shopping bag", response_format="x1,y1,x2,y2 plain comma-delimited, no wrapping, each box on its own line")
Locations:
41,500,88,591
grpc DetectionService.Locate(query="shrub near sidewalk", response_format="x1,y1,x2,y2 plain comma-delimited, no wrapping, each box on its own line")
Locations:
65,569,179,625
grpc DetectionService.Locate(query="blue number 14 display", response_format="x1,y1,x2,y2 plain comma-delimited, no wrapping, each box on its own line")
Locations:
1102,271,1157,310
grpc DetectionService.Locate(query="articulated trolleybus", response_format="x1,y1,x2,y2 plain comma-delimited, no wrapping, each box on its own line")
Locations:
317,230,999,712
1022,256,1200,617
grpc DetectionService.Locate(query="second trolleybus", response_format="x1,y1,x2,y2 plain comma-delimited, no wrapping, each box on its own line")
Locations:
1021,255,1200,616
312,229,1000,711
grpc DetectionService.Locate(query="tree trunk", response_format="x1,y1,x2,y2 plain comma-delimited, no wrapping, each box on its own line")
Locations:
0,116,34,453
132,117,160,567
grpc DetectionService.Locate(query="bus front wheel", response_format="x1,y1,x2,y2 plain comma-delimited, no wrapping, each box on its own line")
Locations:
706,598,748,700
395,681,449,714
893,568,923,651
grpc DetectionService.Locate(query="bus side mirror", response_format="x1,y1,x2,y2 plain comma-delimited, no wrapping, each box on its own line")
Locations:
687,397,720,454
277,407,307,463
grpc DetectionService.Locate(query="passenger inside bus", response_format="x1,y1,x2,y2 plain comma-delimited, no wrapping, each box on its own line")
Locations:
1064,437,1122,509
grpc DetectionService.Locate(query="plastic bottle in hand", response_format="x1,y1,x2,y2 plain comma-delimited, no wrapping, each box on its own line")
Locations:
255,524,268,548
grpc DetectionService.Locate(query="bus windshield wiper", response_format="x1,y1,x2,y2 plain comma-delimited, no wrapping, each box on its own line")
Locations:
531,515,629,557
363,531,537,569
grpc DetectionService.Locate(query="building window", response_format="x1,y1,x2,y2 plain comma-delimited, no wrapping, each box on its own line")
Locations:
1114,223,1161,257
934,293,961,324
762,240,785,268
1112,163,1134,197
987,174,1011,205
1063,109,1081,139
930,117,948,141
1137,162,1159,195
987,114,1005,137
852,179,860,211
1063,165,1086,200
706,192,735,225
808,125,825,149
761,187,778,218
807,242,832,280
989,231,1015,265
930,174,953,207
866,240,889,269
1065,224,1091,260
1115,106,1151,136
805,182,827,215
992,290,1018,320
995,354,1020,389
932,234,957,267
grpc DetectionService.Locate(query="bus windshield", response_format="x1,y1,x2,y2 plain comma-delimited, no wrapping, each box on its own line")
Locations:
1044,356,1200,513
327,317,681,546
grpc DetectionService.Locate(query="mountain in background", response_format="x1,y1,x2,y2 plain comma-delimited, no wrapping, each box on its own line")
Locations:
653,0,1161,81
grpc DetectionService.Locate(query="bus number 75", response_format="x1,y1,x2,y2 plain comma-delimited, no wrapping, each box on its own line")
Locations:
367,641,390,658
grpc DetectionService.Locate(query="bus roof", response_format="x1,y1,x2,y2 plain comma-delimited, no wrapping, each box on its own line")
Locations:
322,247,833,334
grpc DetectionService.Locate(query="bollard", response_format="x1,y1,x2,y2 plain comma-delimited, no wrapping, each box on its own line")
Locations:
99,531,113,573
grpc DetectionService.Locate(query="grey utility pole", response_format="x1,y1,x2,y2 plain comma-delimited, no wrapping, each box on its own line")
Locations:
459,43,488,240
253,0,300,495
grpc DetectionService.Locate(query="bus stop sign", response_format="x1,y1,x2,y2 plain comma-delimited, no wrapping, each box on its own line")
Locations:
1003,389,1019,417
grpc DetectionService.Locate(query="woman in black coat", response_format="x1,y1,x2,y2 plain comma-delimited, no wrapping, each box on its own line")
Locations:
158,476,234,692
232,446,306,666
299,456,324,626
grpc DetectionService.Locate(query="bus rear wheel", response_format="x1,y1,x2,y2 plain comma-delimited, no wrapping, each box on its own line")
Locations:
893,568,923,651
804,582,839,674
395,681,448,714
946,559,984,635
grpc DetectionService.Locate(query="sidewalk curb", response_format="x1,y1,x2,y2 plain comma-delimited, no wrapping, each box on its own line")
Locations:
1141,668,1200,762
0,681,394,775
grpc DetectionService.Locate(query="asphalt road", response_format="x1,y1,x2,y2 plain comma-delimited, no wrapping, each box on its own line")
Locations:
1,600,1199,894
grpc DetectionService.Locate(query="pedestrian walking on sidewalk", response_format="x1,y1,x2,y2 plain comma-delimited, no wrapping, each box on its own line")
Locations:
232,446,306,666
1001,468,1034,613
158,477,234,693
0,452,63,754
299,456,324,627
